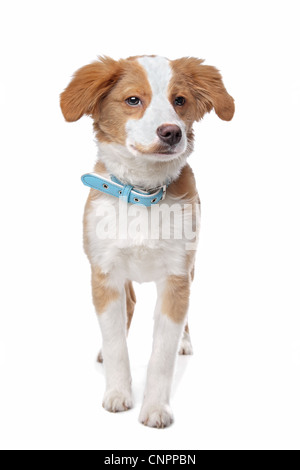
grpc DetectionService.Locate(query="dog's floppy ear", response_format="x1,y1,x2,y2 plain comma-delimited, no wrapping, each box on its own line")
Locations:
60,56,122,122
172,57,235,121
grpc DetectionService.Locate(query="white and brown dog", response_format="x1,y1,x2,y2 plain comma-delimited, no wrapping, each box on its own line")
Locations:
60,55,234,428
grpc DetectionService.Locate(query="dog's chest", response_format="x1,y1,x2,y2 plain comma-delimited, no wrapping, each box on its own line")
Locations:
85,194,196,283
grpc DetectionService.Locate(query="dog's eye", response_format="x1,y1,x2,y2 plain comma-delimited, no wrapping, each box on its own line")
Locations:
174,96,185,107
126,97,141,107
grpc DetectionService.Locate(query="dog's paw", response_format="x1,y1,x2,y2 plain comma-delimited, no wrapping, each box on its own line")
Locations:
139,403,174,428
102,389,133,413
178,332,193,355
97,350,103,363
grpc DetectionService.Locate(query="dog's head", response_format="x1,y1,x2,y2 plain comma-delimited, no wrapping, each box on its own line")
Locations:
60,55,234,162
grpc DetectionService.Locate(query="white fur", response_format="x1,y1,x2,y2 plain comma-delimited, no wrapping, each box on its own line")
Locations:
85,192,196,287
125,56,187,157
97,141,189,189
98,288,133,412
139,306,185,428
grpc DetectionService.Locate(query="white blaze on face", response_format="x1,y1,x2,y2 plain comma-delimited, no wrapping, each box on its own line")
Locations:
125,56,187,155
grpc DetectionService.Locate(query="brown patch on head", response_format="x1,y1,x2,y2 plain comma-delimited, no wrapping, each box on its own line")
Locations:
162,275,190,323
91,266,119,315
93,59,152,144
169,57,235,122
60,56,152,145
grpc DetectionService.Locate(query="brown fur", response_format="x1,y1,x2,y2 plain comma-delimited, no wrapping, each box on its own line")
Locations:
168,164,198,201
162,275,190,323
91,266,119,315
60,56,152,145
187,250,197,279
190,265,195,282
92,59,152,144
125,281,136,330
60,56,123,122
169,163,199,286
170,57,235,122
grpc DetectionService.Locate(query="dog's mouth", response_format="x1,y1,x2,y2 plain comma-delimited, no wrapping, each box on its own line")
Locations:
152,150,176,156
129,144,177,158
155,150,176,156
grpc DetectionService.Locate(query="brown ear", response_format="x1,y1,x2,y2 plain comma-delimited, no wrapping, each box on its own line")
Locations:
194,62,235,121
60,56,122,122
172,57,235,121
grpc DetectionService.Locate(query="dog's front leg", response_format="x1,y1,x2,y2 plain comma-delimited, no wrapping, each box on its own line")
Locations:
92,267,132,412
139,275,190,428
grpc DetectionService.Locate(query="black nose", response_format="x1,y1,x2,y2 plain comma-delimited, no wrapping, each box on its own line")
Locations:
157,124,182,146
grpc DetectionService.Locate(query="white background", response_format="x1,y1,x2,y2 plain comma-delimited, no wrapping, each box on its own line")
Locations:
0,0,299,450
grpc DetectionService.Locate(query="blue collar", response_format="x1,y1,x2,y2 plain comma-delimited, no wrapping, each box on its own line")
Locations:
81,173,168,206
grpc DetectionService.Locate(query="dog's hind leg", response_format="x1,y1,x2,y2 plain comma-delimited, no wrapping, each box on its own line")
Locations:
125,280,136,331
98,281,136,363
178,264,194,356
178,323,193,355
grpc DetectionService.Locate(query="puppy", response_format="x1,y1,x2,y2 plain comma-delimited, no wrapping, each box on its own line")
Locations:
60,55,234,428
